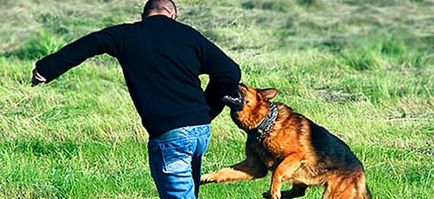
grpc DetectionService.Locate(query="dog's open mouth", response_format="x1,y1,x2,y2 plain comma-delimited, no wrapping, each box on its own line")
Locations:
222,90,243,110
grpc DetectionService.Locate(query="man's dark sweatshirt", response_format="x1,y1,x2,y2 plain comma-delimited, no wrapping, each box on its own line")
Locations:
35,15,241,139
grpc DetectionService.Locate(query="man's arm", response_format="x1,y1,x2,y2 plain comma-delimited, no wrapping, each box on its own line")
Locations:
199,34,242,119
32,26,123,85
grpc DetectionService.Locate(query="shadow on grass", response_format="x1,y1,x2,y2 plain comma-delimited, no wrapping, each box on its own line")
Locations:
2,139,79,158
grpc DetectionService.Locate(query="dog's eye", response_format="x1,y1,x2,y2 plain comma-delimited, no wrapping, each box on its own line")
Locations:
245,100,250,104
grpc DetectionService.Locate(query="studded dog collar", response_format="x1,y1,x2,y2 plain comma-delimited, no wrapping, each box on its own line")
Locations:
249,102,279,143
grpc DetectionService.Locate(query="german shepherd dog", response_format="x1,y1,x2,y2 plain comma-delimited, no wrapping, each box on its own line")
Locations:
201,83,371,199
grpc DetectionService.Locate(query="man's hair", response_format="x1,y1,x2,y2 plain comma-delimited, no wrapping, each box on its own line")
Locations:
143,0,177,18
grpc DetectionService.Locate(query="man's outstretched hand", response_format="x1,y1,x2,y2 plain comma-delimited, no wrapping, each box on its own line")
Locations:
31,69,47,87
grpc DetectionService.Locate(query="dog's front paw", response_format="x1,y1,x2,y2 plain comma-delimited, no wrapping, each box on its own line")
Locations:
265,191,281,199
262,191,271,199
264,191,294,199
263,192,281,199
200,174,216,185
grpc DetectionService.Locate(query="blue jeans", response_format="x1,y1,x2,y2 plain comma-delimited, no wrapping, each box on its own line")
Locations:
148,124,211,199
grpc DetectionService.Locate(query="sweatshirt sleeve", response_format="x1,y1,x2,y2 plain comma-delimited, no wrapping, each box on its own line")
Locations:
198,33,242,119
35,26,123,83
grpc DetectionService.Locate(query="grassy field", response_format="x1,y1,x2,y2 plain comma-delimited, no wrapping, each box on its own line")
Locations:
0,0,433,198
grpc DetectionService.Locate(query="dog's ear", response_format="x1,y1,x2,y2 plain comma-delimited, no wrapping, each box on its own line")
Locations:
258,88,278,100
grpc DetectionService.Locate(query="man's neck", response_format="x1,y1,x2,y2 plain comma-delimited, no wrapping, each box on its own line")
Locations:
147,12,170,18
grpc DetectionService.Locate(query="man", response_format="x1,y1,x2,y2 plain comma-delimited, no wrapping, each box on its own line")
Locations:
31,0,241,198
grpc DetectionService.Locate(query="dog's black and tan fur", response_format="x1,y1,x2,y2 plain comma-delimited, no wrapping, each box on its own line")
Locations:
201,83,371,199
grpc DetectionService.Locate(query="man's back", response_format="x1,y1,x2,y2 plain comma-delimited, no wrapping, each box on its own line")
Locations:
35,15,241,138
110,15,225,138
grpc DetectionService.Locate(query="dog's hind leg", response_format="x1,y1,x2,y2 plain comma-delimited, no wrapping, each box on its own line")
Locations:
200,157,267,184
323,172,370,199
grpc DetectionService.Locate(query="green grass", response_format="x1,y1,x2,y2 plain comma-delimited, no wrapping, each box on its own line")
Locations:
1,0,433,198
